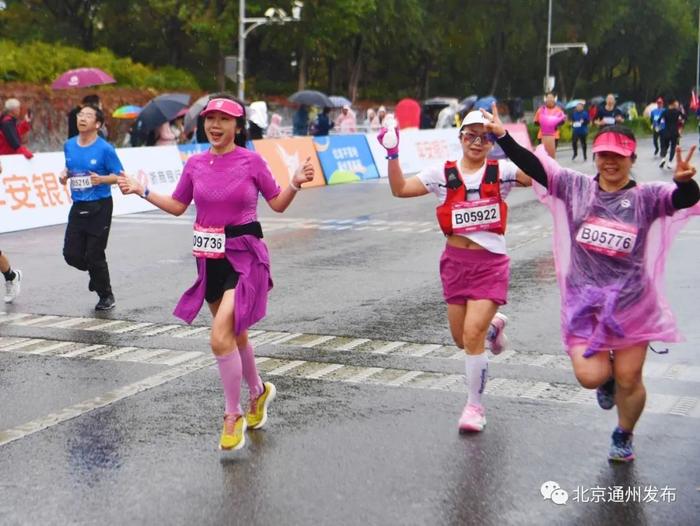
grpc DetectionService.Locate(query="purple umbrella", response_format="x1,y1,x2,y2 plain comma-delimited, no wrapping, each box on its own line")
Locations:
51,68,116,90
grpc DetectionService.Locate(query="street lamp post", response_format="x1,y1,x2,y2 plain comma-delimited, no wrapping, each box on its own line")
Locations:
544,0,588,93
237,0,302,101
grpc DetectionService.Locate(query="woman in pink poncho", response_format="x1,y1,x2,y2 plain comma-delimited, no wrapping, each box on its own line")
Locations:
534,92,566,158
482,104,700,463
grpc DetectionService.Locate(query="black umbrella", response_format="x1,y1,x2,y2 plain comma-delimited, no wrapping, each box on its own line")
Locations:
288,90,333,107
132,93,191,142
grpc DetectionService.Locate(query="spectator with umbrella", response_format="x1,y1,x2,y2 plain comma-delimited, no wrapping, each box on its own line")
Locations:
130,93,190,147
292,105,309,136
313,107,334,136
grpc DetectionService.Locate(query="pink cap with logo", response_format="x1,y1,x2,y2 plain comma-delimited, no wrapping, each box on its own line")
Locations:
200,98,244,118
592,131,637,157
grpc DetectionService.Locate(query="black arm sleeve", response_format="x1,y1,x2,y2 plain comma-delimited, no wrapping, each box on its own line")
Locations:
0,119,21,150
496,132,548,188
671,178,700,209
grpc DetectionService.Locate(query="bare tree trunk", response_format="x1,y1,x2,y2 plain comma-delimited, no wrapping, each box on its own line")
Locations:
489,32,505,94
298,48,307,91
327,58,335,94
558,71,568,101
216,51,225,92
347,35,363,103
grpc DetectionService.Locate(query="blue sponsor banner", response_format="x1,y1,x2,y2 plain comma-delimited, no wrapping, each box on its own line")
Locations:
177,143,209,164
312,135,379,184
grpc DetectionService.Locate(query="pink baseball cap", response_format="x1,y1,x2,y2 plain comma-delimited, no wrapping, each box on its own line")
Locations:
200,98,244,118
592,131,636,157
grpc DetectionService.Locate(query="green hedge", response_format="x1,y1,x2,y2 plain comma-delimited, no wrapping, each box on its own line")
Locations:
0,40,199,90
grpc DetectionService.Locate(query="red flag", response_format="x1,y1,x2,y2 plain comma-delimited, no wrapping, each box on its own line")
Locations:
690,89,699,111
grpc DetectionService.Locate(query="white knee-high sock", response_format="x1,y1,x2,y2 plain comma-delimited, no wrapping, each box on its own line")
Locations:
465,353,489,407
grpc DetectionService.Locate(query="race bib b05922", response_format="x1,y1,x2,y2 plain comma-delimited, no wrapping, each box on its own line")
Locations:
451,197,502,234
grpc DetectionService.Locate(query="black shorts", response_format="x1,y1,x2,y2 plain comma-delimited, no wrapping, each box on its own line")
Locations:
204,258,240,303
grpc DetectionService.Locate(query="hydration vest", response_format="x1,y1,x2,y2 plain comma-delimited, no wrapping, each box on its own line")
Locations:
436,159,508,235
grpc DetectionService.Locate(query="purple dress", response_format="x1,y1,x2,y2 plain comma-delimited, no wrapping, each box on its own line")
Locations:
170,147,281,335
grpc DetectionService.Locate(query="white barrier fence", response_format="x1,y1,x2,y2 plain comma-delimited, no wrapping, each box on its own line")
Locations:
0,146,182,234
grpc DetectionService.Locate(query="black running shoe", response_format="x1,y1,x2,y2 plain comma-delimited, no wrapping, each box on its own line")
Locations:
95,294,116,311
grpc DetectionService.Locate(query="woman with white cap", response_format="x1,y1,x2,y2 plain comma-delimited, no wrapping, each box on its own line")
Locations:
483,104,700,462
377,110,532,433
118,93,315,451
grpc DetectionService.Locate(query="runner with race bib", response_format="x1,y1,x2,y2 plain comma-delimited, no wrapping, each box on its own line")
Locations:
378,109,532,433
59,104,124,311
118,94,315,452
484,104,700,463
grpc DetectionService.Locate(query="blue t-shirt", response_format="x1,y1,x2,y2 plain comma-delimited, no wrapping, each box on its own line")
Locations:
64,136,123,202
571,110,589,135
650,107,665,131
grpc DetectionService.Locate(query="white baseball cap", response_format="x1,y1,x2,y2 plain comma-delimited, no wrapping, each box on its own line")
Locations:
459,110,487,129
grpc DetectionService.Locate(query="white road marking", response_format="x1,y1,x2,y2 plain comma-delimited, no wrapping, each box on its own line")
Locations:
267,360,305,375
299,335,337,348
334,338,370,351
25,341,74,355
0,355,213,448
371,341,407,354
305,363,345,379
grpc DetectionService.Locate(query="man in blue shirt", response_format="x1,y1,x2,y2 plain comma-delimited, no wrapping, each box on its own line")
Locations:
570,102,590,161
650,97,665,156
59,104,123,310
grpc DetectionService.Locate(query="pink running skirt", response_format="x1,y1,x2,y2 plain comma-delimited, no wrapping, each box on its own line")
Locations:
439,245,510,305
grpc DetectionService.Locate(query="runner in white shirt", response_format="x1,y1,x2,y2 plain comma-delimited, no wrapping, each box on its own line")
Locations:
378,111,531,432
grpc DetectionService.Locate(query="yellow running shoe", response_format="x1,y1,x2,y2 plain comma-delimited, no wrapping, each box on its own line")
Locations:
219,414,247,450
246,381,276,429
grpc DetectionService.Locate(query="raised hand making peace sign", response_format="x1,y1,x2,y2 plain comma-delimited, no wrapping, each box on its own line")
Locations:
479,103,506,138
673,145,697,182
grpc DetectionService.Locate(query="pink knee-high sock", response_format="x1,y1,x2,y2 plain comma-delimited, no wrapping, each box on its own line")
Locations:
215,351,243,415
240,343,264,398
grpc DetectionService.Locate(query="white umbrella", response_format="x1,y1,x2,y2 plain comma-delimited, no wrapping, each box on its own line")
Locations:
184,94,212,134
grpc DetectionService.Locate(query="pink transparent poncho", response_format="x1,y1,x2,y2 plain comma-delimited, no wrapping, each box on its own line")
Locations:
532,146,700,356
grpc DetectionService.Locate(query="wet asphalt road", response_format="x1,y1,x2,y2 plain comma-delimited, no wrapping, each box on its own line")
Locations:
1,137,699,525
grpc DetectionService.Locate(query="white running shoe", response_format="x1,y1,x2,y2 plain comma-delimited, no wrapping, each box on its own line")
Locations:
4,269,22,303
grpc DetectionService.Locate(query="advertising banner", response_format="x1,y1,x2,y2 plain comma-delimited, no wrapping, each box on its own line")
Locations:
366,128,462,177
251,137,325,189
313,135,379,184
0,145,182,234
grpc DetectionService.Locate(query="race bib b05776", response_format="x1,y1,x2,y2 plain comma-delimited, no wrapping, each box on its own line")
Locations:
575,217,638,257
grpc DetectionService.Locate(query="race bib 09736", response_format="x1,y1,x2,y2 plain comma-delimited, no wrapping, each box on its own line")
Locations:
192,224,226,259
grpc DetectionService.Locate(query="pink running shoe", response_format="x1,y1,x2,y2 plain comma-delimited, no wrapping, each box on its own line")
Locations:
458,403,486,433
487,312,509,355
